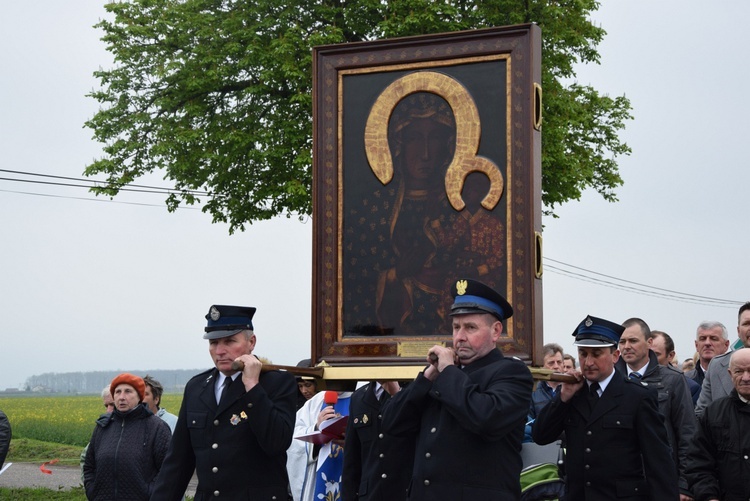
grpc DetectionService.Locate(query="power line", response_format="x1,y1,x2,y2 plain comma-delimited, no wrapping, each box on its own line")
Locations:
0,188,201,209
0,168,210,196
545,257,739,304
544,259,743,308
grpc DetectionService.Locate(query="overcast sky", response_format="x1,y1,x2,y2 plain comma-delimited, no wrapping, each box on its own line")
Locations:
1,1,747,390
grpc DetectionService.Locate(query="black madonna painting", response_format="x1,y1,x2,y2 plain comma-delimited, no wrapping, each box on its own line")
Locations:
312,26,542,364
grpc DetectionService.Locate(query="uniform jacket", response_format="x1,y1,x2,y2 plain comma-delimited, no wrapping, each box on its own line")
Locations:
686,389,750,501
695,351,733,417
342,382,415,501
615,350,696,493
381,348,533,501
533,373,679,501
84,404,172,500
150,367,297,501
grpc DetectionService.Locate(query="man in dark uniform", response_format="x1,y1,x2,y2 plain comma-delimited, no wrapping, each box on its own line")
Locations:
381,278,533,501
151,305,297,501
342,380,415,500
533,315,679,501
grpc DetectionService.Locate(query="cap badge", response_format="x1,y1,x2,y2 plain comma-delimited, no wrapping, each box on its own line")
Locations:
456,280,468,295
210,306,221,321
584,316,593,327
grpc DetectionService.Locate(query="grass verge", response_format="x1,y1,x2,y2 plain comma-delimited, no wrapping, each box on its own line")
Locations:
8,438,83,466
0,487,86,500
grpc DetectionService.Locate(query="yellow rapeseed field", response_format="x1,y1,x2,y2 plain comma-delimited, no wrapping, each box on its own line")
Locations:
0,394,183,447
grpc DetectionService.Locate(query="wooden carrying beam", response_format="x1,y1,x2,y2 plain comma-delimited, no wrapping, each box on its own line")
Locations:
233,359,577,384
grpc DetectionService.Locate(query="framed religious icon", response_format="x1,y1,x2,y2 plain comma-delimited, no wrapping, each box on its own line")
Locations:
312,25,544,366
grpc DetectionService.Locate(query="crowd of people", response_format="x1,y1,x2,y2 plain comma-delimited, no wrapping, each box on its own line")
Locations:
2,282,748,500
527,306,750,501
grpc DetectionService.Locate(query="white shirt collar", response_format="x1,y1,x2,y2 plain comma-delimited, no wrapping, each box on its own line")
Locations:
215,372,239,403
629,360,649,378
589,370,616,396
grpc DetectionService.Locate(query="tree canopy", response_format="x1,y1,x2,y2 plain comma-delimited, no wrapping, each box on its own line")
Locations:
86,0,631,233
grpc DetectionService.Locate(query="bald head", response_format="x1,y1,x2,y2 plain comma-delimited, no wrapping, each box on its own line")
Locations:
729,348,750,400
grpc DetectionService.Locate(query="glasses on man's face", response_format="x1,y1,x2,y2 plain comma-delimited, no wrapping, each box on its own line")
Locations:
104,403,115,410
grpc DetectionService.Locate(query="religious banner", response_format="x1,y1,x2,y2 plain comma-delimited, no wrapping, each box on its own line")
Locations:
312,25,543,366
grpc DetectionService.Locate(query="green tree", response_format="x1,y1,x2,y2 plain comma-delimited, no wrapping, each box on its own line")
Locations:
86,0,631,233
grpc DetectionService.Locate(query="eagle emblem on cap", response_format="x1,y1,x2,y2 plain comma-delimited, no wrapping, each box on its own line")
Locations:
585,316,593,327
210,306,221,321
456,280,468,295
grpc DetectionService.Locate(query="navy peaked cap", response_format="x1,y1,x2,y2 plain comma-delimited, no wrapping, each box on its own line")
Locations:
572,315,624,347
449,278,513,321
203,304,256,340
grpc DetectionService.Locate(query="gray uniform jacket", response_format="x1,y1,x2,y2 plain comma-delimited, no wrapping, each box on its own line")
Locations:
695,351,733,418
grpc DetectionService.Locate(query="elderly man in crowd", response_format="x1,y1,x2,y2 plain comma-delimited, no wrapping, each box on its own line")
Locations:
687,321,729,395
686,348,750,500
382,278,532,500
696,303,750,417
687,321,730,387
528,343,565,423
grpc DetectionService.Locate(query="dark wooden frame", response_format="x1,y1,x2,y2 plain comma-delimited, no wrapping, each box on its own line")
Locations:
312,25,543,366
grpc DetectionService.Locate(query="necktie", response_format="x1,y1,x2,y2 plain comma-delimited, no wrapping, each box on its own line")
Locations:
629,372,642,381
378,389,389,404
219,376,233,405
589,382,600,400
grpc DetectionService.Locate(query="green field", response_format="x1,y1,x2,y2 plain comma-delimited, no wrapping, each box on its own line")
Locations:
0,394,183,448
